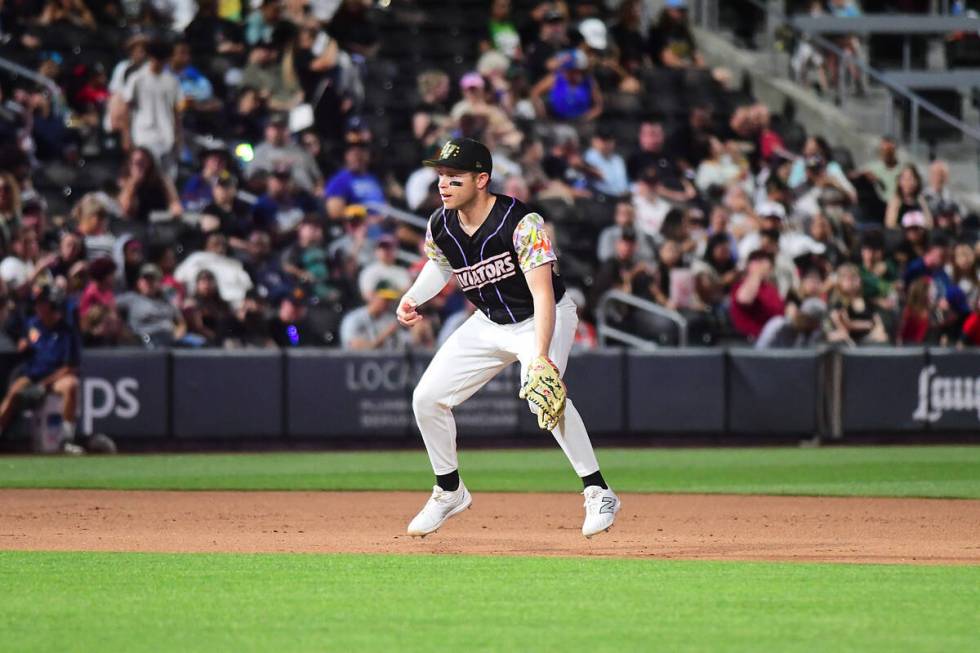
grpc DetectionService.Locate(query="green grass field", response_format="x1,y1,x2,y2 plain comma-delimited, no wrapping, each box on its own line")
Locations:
1,445,980,498
1,551,977,652
2,446,978,652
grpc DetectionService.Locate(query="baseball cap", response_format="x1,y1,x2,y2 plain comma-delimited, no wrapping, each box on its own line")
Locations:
374,281,401,301
139,263,162,280
376,234,397,248
579,18,608,50
665,0,688,8
344,204,368,220
560,49,588,71
799,297,827,321
756,201,786,220
902,210,927,229
268,112,289,128
215,170,237,187
543,8,565,23
460,72,485,90
423,138,493,175
32,284,65,309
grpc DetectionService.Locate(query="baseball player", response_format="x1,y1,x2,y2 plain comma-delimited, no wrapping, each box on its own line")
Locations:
396,138,619,538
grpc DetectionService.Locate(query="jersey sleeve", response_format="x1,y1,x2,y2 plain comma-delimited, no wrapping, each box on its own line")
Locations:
423,218,454,274
512,212,557,273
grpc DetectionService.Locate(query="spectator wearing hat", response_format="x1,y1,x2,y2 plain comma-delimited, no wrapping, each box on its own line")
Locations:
231,290,275,348
524,5,572,80
171,40,222,120
579,17,642,95
730,250,785,341
175,232,254,309
243,230,291,301
756,297,827,348
0,286,88,453
201,172,252,250
181,143,232,211
894,210,930,272
106,33,149,134
253,163,321,236
449,72,523,149
357,234,410,303
117,264,190,348
340,281,408,351
281,218,338,303
885,164,933,231
248,113,324,194
530,49,603,122
327,204,375,284
649,0,704,69
324,141,386,222
119,39,183,177
583,126,629,197
268,286,319,347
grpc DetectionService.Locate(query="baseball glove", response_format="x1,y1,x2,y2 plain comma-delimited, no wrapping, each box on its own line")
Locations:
519,356,567,431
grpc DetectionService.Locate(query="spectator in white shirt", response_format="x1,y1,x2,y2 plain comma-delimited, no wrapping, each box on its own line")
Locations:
120,39,183,178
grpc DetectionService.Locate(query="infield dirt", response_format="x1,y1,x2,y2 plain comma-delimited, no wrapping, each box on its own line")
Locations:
1,490,978,564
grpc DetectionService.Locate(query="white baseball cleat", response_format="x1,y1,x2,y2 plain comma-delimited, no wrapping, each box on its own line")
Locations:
582,486,620,538
407,482,472,537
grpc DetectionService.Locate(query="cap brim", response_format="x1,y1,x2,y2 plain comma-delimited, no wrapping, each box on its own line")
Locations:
422,158,479,172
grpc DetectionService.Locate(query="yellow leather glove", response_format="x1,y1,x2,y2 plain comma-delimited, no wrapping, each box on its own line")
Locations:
518,356,567,431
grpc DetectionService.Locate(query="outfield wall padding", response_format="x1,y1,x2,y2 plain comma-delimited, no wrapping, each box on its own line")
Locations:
172,350,283,437
48,346,980,441
727,349,822,435
627,350,725,433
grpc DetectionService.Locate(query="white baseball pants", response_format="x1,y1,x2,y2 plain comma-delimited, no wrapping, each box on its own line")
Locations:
412,294,601,477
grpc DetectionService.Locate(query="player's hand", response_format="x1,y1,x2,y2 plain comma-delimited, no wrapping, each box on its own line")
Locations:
396,296,422,327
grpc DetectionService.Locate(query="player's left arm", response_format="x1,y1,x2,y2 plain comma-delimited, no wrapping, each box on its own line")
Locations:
526,265,556,357
514,212,559,358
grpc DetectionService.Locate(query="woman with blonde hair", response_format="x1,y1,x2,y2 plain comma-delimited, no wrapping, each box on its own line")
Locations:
0,173,21,256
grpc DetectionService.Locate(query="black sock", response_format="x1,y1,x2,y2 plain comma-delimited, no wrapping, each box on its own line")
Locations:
581,470,607,490
436,470,460,492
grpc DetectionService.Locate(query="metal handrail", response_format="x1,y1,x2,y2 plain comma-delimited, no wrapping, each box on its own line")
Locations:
596,289,688,349
734,1,980,154
366,201,429,229
0,55,66,115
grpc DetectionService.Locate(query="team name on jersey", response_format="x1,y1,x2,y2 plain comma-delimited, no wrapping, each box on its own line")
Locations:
453,252,518,292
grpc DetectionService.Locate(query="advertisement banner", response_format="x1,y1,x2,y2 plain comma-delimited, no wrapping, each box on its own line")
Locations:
919,349,980,431
727,349,820,435
627,350,725,433
842,349,926,432
80,349,169,437
172,350,283,437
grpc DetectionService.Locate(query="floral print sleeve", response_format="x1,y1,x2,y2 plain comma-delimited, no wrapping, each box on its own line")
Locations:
512,212,557,273
424,219,453,273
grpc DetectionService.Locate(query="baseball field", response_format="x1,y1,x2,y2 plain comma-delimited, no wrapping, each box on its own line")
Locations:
1,446,978,652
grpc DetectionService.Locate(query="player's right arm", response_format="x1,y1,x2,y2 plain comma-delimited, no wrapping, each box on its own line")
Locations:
397,217,454,327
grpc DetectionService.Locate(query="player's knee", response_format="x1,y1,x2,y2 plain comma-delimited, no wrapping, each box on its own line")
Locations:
56,375,79,394
412,382,445,415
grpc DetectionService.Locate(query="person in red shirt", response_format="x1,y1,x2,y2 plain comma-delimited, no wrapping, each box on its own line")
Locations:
730,250,785,340
961,295,980,347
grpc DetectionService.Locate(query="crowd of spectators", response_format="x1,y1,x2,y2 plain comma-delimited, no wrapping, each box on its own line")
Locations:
0,0,975,361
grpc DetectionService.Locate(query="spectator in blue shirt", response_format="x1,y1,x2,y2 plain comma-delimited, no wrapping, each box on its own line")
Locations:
0,286,84,453
904,236,970,319
324,142,386,222
583,126,629,197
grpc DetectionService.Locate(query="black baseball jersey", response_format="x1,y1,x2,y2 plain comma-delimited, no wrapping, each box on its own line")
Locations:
425,194,565,325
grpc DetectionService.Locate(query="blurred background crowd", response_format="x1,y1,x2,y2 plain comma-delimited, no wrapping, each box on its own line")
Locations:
0,0,977,356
